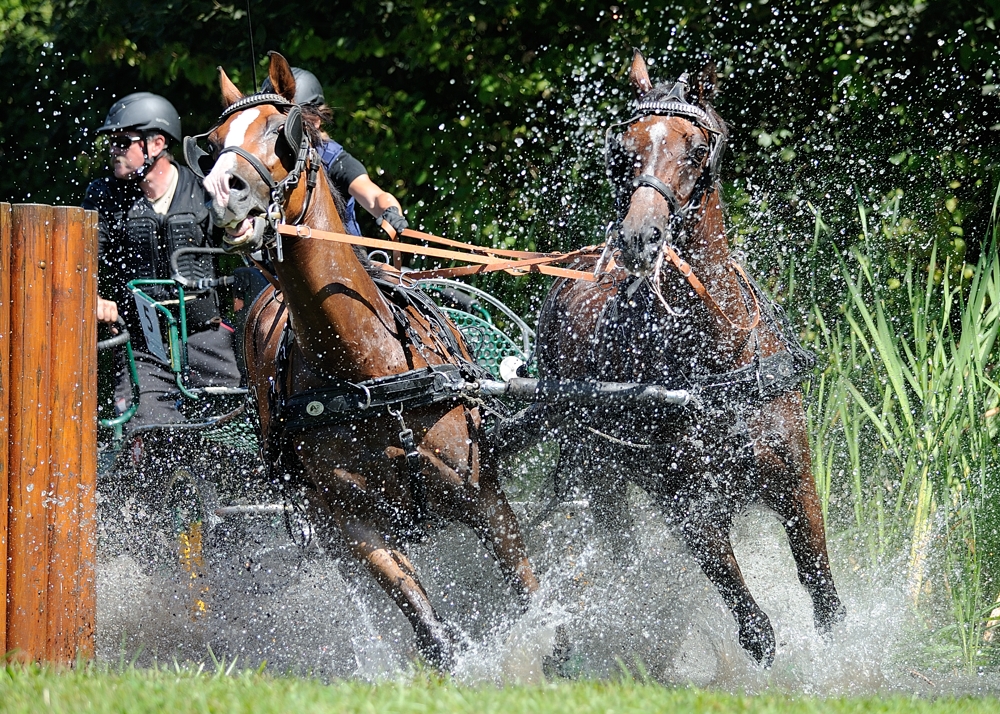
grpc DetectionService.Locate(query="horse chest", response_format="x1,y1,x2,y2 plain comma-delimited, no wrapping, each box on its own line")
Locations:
594,293,734,385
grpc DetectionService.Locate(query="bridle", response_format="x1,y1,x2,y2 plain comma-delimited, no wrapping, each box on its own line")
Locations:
183,92,320,256
605,74,727,243
605,77,760,332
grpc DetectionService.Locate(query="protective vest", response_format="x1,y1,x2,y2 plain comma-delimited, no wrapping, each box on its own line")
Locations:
83,160,221,353
318,139,362,236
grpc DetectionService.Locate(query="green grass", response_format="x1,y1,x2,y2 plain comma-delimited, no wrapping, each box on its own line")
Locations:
0,664,998,714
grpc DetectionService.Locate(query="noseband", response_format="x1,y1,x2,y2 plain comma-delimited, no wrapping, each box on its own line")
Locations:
606,75,727,241
184,92,320,255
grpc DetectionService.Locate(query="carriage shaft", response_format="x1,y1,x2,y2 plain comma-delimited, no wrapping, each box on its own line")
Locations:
476,377,693,407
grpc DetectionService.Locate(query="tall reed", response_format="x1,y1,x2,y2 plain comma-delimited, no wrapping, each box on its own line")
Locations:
803,186,1000,668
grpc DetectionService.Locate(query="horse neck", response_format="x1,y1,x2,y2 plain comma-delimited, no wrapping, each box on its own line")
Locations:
270,168,410,380
681,190,732,278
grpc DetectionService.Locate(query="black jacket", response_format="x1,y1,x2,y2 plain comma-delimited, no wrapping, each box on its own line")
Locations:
83,159,221,352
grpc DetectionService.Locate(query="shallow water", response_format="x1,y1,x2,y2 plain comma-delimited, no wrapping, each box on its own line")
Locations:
94,477,1000,695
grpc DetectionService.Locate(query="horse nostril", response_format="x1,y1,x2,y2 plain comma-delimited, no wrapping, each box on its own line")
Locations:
229,174,248,193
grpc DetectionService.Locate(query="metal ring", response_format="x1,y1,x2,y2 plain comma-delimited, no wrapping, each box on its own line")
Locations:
295,224,313,239
358,383,372,409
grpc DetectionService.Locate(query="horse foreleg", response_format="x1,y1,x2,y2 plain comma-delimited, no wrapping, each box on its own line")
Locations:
760,456,846,634
755,395,845,635
680,518,775,667
336,515,458,669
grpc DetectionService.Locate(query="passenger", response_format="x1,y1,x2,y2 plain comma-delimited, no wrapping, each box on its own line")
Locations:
261,67,409,240
83,92,242,432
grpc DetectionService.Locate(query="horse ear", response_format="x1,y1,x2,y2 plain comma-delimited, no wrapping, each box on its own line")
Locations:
694,62,718,104
219,67,244,108
629,49,653,97
266,51,297,103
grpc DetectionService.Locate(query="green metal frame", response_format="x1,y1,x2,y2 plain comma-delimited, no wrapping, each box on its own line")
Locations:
97,331,141,440
128,278,202,400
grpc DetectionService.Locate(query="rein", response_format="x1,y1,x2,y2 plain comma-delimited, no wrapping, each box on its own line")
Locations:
274,224,601,282
661,246,761,331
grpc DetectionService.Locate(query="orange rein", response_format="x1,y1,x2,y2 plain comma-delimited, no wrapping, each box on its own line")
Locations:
271,224,760,331
662,246,761,331
274,224,600,282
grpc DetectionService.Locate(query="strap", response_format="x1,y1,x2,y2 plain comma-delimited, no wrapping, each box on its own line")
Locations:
275,224,600,282
279,364,467,434
663,246,760,332
216,145,278,191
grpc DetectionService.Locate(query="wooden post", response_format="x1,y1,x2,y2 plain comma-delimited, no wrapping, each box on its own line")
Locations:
47,206,97,662
77,208,98,657
0,203,11,657
6,204,54,662
3,204,96,663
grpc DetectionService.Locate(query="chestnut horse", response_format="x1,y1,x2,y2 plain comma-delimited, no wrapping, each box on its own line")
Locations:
518,52,845,666
194,52,538,668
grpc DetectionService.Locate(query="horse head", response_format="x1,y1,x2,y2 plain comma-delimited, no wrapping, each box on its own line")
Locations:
191,52,318,251
607,51,728,275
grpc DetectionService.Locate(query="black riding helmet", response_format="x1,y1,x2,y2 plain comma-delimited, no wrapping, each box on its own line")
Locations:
261,67,325,107
97,92,182,143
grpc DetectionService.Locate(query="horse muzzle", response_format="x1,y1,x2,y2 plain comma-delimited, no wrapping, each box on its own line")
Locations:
614,224,663,276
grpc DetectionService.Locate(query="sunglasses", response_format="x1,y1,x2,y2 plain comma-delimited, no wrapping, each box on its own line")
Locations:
107,135,144,151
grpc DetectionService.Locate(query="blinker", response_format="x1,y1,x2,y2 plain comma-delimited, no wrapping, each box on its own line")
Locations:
279,105,303,159
183,135,215,179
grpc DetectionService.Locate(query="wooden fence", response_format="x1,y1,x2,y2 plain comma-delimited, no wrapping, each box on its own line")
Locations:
1,203,98,664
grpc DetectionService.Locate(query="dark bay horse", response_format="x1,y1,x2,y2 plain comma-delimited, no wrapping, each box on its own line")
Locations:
521,52,845,666
194,52,538,668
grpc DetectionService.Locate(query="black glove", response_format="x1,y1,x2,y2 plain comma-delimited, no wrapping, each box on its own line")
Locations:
379,206,409,236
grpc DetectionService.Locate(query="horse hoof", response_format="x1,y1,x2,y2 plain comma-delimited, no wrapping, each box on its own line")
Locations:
816,597,847,636
415,622,465,672
739,620,776,669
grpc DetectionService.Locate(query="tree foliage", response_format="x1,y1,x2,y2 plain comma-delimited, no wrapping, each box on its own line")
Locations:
1,1,998,286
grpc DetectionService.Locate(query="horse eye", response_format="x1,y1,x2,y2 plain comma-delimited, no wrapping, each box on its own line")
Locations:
690,146,709,163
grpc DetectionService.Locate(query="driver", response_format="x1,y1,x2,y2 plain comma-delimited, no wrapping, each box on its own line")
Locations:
261,67,409,239
83,92,242,431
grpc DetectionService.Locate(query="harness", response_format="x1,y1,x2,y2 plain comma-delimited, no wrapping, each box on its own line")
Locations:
247,273,495,536
593,269,815,408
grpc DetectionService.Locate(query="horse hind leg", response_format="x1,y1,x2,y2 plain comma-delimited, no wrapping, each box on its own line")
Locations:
680,517,776,667
449,455,539,609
